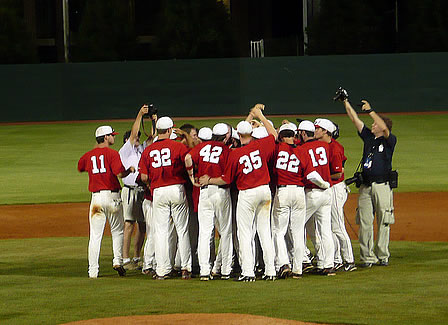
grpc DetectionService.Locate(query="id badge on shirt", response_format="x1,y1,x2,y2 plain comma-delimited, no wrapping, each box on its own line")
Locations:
363,153,373,169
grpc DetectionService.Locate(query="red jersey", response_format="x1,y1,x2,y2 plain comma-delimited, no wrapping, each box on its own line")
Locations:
222,135,276,190
189,141,230,179
78,147,125,193
329,140,346,184
300,140,333,189
274,142,315,186
139,139,189,190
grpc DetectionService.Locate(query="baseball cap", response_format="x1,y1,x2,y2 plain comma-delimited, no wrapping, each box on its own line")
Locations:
198,127,213,141
95,126,118,137
279,123,297,133
252,126,269,139
236,121,253,135
314,118,336,133
212,123,228,136
156,116,174,129
298,120,315,132
232,128,240,140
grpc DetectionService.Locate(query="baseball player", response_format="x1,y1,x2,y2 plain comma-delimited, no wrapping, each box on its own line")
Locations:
119,105,151,270
139,116,192,279
314,118,356,272
298,120,336,276
78,125,135,278
272,122,319,279
200,104,277,282
185,123,233,280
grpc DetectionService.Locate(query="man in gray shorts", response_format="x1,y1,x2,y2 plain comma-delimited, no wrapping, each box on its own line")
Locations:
119,104,151,270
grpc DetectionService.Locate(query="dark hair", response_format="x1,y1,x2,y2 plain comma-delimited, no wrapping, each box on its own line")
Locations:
379,115,393,131
180,123,196,134
157,128,169,135
211,134,226,142
96,136,105,144
300,130,314,138
278,130,295,141
123,130,141,144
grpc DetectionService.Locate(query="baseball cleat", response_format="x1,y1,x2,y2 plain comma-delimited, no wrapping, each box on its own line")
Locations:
343,263,357,272
200,275,213,281
334,263,344,271
142,268,157,278
235,275,256,282
302,263,314,273
181,270,192,280
278,264,291,279
211,271,222,278
359,262,373,268
320,268,336,276
261,275,276,281
377,260,389,266
291,272,303,279
113,265,126,277
123,261,138,271
220,274,231,280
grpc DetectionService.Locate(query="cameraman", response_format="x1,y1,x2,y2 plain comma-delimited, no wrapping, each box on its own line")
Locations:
341,95,397,268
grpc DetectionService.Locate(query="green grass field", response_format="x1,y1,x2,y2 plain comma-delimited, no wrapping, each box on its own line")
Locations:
0,113,447,205
0,112,447,324
0,238,447,325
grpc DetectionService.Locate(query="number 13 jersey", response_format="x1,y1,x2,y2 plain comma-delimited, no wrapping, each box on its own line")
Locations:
222,135,276,190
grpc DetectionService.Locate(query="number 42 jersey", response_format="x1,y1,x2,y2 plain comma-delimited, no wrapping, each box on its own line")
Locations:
189,141,230,179
222,135,276,190
78,147,125,193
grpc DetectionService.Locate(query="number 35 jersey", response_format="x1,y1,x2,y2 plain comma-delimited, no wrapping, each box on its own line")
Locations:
78,147,125,193
139,139,189,190
222,135,276,191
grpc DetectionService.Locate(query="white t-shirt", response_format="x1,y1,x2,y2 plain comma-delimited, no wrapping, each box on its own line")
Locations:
119,139,147,186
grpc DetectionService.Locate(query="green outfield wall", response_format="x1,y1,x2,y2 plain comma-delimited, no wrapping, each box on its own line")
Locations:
1,52,447,122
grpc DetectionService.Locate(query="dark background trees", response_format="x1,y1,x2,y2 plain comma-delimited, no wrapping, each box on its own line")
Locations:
2,0,448,63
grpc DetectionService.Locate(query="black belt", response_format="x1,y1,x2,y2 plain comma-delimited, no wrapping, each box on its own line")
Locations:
201,185,226,189
94,189,119,193
124,184,140,190
278,185,302,188
363,175,389,186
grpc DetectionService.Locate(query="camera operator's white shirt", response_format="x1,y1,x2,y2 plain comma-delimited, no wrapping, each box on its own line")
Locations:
119,139,147,186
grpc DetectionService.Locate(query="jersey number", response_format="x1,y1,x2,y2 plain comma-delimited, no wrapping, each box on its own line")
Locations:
91,155,106,174
276,151,300,173
239,150,262,174
150,148,171,168
308,147,328,167
199,144,222,164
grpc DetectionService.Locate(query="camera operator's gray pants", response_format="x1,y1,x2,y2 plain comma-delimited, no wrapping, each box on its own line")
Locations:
356,182,394,264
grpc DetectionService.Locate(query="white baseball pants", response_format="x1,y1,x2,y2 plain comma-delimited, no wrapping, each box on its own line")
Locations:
152,184,191,277
305,188,334,269
142,198,155,271
88,191,124,278
198,185,233,277
237,185,276,277
331,182,354,264
272,185,306,274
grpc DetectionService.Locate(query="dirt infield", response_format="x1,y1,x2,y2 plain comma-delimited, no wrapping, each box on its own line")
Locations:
1,192,446,241
62,313,328,325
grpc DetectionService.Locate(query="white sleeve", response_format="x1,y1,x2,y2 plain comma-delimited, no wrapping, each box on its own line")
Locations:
119,140,133,168
306,171,330,189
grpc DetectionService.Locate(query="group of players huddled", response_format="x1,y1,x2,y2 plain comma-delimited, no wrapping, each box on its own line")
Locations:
79,103,358,281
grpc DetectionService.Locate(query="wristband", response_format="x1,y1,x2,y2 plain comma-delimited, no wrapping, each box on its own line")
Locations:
186,165,194,171
364,109,374,114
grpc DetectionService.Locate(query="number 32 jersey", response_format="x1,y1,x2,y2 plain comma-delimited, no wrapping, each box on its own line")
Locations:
78,147,125,193
223,135,276,190
139,139,189,190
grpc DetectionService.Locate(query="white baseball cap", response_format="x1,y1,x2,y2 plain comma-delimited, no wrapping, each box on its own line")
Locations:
236,121,253,135
279,123,297,133
198,127,213,141
314,118,336,133
95,126,118,137
156,116,174,129
298,120,315,132
252,126,269,139
212,123,228,136
232,128,240,140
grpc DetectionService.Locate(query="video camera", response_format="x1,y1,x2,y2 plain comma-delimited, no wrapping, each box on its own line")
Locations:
345,171,363,188
145,104,158,117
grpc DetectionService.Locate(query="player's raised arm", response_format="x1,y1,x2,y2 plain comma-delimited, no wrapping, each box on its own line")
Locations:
361,100,391,139
251,103,278,138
